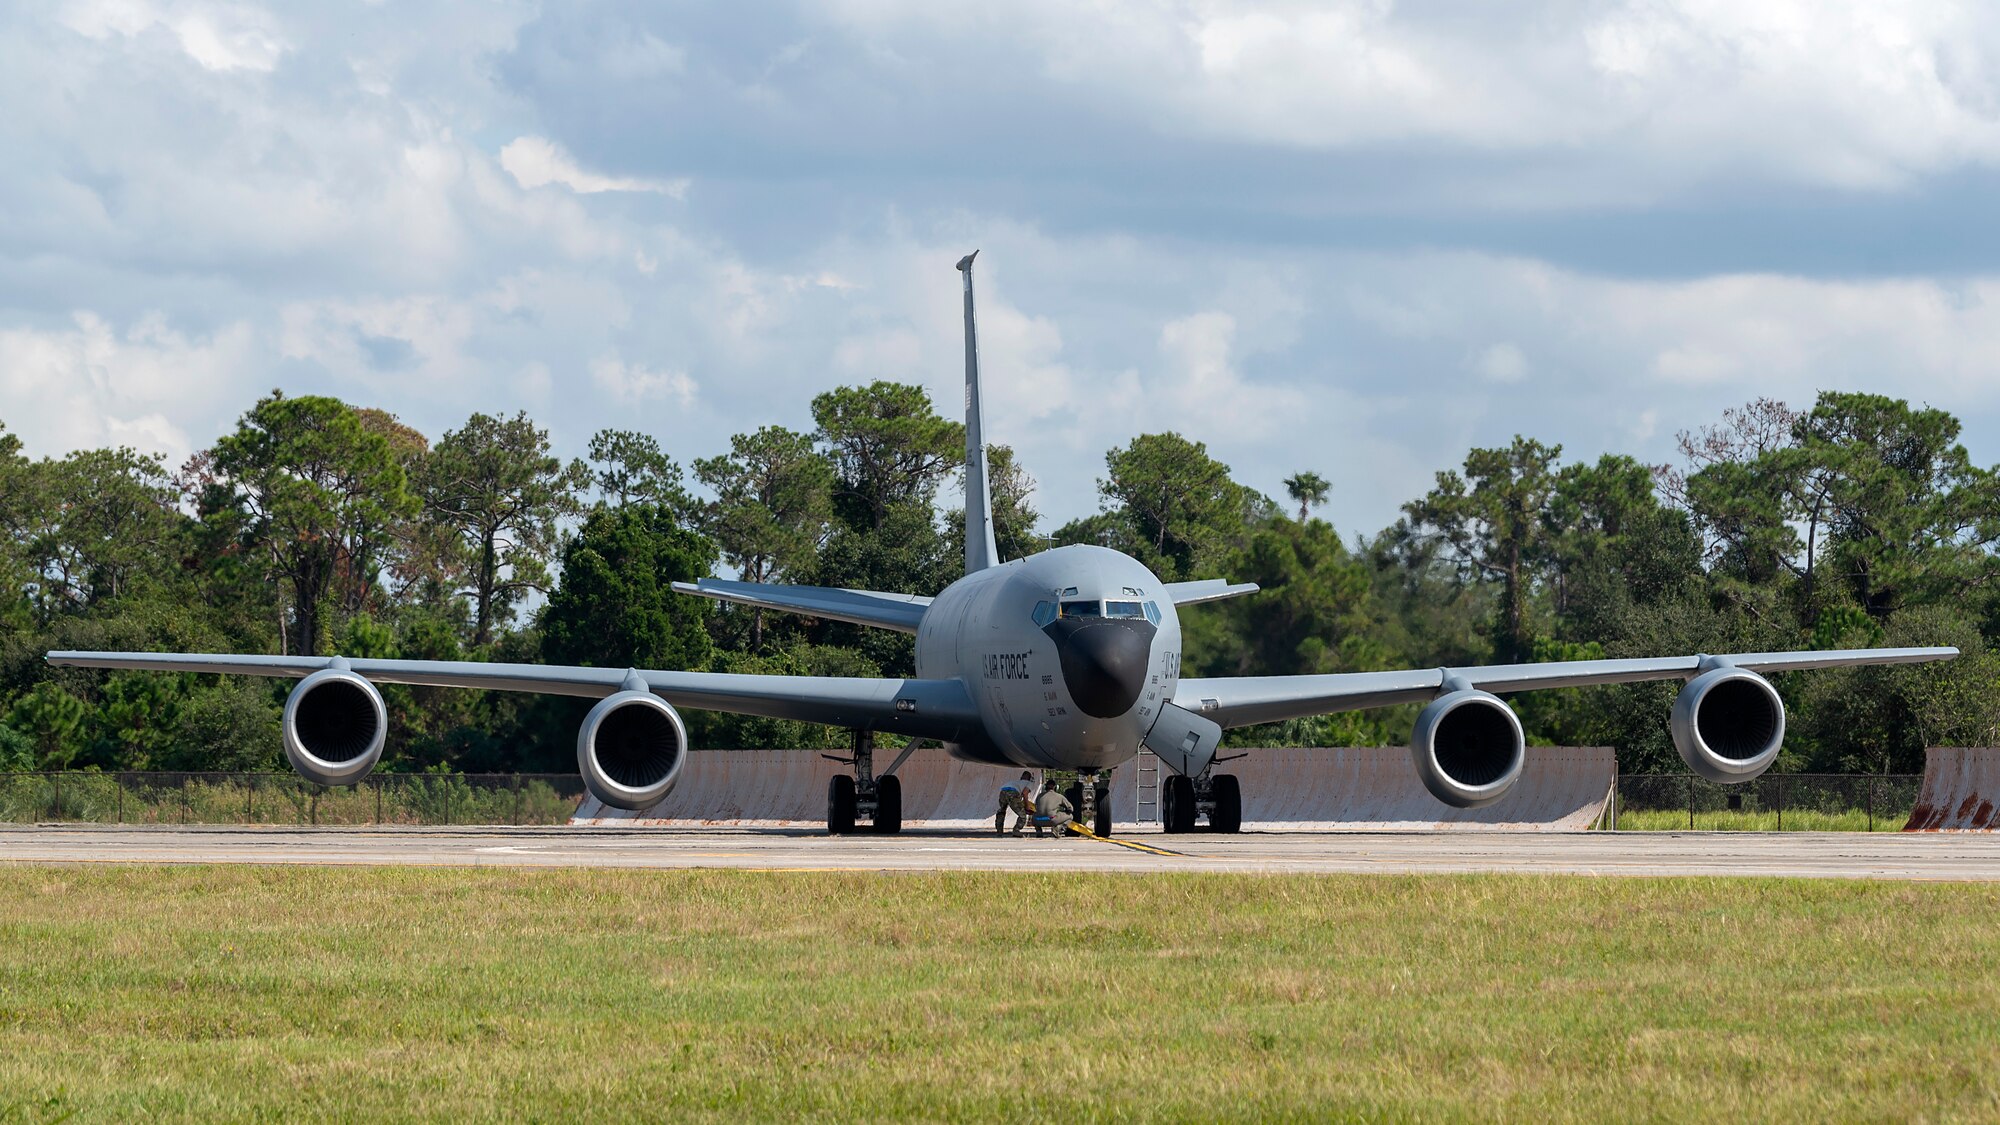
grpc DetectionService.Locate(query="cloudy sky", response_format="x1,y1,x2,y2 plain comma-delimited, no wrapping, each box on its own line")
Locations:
7,0,2000,538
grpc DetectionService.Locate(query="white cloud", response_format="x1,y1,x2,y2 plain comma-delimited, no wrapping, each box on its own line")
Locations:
1631,408,1659,443
60,0,289,73
824,0,2000,194
516,361,554,402
1590,271,2000,399
598,31,685,78
278,295,477,386
590,355,697,405
13,0,2000,547
0,311,253,463
1474,343,1529,384
834,328,923,377
14,236,2000,544
7,11,627,300
500,136,690,198
1152,311,1305,441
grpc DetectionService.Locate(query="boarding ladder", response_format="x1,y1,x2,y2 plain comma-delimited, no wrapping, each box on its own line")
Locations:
1134,746,1160,824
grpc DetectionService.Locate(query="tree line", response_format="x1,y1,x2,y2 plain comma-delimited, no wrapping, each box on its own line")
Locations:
2,385,1995,776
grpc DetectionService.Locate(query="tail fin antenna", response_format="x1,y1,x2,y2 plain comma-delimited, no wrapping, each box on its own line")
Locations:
957,251,1000,573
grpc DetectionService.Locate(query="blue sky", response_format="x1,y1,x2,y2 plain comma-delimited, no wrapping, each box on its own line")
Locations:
6,0,2000,539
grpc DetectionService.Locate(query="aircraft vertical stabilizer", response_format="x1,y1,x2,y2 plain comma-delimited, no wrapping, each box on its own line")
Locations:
957,251,1001,573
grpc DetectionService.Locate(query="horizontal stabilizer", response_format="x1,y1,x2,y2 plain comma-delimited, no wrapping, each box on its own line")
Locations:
671,578,931,634
1165,579,1260,607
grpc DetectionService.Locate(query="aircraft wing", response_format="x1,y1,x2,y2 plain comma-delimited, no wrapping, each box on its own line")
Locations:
1165,579,1261,606
1173,646,1959,730
44,651,985,742
670,578,932,634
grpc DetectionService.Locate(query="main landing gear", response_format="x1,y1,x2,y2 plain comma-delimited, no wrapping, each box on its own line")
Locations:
826,731,902,835
1161,770,1241,834
1065,771,1114,838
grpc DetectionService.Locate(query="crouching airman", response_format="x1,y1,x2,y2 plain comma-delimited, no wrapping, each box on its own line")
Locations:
1034,785,1074,837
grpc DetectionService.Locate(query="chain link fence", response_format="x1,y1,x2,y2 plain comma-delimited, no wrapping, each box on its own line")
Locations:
0,772,588,826
1612,773,1923,831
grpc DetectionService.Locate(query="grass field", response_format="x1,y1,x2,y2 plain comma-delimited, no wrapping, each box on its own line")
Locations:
2,868,1997,1122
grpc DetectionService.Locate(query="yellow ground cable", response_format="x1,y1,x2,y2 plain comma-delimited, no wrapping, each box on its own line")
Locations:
1060,817,1189,858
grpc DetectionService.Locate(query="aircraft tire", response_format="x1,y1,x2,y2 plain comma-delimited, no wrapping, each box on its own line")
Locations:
1210,774,1242,833
827,775,857,835
1162,775,1196,834
1094,800,1113,839
872,774,903,834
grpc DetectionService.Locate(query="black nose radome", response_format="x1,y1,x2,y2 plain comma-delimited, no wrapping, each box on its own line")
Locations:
1044,618,1156,719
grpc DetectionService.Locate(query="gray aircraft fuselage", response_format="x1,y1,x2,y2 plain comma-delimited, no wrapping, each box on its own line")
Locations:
915,543,1181,770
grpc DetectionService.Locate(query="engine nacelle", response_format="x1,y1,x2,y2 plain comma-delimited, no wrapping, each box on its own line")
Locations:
1671,666,1785,783
1411,689,1526,809
578,690,688,811
282,668,388,787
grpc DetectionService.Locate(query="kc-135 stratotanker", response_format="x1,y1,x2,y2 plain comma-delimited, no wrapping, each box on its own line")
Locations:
50,253,1957,836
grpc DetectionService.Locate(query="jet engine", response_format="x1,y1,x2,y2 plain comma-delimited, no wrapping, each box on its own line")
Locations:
1671,666,1785,783
1410,689,1525,809
282,668,388,787
578,690,688,811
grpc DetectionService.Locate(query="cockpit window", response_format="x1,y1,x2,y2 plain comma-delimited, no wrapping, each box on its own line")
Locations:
1106,600,1145,619
1032,600,1057,627
1059,600,1102,618
1142,601,1162,625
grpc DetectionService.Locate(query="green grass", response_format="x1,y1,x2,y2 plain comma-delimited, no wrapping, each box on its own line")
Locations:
1616,808,1911,832
2,868,1997,1122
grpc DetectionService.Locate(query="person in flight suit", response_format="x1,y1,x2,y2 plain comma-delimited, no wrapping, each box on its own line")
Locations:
1034,784,1074,837
995,771,1036,835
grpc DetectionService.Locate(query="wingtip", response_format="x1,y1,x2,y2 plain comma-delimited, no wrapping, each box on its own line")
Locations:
956,250,978,272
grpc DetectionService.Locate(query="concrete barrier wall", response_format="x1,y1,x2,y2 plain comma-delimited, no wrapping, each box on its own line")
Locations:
1905,747,2000,831
1121,746,1615,832
572,745,1615,831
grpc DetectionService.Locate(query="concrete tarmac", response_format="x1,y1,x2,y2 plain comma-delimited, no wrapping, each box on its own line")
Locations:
6,825,2000,878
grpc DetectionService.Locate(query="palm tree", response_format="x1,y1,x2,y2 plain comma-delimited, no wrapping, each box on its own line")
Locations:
1283,471,1330,523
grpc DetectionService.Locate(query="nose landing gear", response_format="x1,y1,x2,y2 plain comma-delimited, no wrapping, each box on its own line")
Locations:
1064,771,1115,838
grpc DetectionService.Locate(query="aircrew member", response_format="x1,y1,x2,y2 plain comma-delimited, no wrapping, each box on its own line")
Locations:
996,771,1035,835
1034,784,1074,837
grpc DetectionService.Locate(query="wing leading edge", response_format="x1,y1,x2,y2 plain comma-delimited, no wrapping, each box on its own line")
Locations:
44,651,984,743
1174,646,1959,730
